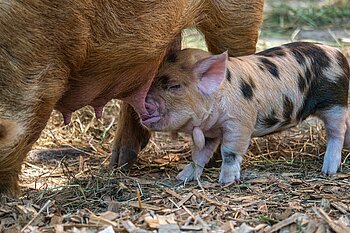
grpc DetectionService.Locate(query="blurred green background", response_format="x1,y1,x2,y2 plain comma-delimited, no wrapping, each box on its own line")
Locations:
183,0,350,55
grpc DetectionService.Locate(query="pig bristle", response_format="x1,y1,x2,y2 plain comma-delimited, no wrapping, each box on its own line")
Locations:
0,0,264,195
147,41,350,184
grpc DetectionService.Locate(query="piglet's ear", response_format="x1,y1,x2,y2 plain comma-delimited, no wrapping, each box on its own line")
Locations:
193,51,228,96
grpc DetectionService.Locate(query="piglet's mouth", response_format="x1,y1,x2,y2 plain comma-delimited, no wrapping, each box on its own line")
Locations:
141,115,161,125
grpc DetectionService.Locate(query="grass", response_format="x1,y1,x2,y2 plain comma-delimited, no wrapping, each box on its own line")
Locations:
263,0,350,35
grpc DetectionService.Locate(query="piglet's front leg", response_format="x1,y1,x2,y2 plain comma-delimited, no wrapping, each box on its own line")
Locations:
219,124,252,185
176,137,220,181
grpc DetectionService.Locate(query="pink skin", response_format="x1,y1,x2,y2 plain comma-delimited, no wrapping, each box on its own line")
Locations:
142,52,241,184
142,47,350,184
58,35,182,125
142,52,228,129
142,94,163,124
60,77,153,125
93,105,104,119
125,35,182,120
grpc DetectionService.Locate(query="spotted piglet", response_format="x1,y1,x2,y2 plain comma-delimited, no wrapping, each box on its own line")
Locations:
142,42,350,184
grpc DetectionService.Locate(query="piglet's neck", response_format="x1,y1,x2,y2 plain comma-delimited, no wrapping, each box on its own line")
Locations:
186,99,222,133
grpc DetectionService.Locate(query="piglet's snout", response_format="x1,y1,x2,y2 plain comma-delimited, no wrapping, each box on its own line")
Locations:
141,95,161,126
145,102,157,115
145,95,160,114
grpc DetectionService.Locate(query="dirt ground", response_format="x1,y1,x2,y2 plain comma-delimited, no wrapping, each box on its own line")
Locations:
1,1,350,233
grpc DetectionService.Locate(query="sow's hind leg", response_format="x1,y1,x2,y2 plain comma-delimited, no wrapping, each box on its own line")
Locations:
198,0,264,56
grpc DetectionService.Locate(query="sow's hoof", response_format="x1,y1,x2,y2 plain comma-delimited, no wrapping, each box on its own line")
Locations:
0,171,20,197
111,146,138,170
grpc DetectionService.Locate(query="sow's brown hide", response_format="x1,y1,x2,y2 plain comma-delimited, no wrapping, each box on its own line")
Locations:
0,0,263,195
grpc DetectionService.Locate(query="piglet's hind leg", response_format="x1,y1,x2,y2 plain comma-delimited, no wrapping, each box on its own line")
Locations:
343,113,350,148
219,146,246,185
219,128,252,185
318,106,348,176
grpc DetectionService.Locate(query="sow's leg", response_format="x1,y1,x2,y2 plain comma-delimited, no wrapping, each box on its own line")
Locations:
0,65,67,196
111,36,182,169
198,0,264,56
111,102,151,169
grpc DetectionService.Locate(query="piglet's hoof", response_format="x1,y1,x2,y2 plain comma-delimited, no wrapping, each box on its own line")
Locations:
176,163,203,181
219,167,241,185
219,176,241,186
321,156,341,176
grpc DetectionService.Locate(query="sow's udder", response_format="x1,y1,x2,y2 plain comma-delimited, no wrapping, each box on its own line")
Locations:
55,79,151,124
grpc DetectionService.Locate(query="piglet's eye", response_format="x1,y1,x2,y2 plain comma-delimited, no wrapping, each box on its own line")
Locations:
168,84,181,91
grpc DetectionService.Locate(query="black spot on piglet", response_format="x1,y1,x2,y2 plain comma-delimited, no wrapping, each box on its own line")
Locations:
166,52,177,63
157,75,171,89
258,110,279,128
222,151,237,165
226,69,232,82
259,58,280,79
284,42,331,70
239,79,254,100
282,95,294,123
298,74,306,93
257,46,286,57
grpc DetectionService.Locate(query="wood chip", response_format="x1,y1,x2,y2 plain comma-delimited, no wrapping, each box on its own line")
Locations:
237,223,256,233
50,215,63,225
331,202,349,214
164,189,182,200
89,213,118,227
122,220,150,233
248,177,272,184
192,190,228,209
176,192,193,207
98,211,119,221
143,212,177,229
180,225,203,231
315,208,350,233
265,213,306,233
220,221,235,232
158,224,180,233
137,190,142,209
182,206,195,219
306,220,318,233
315,224,327,233
202,206,216,218
98,226,115,233
231,196,256,203
338,215,350,226
128,202,162,211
